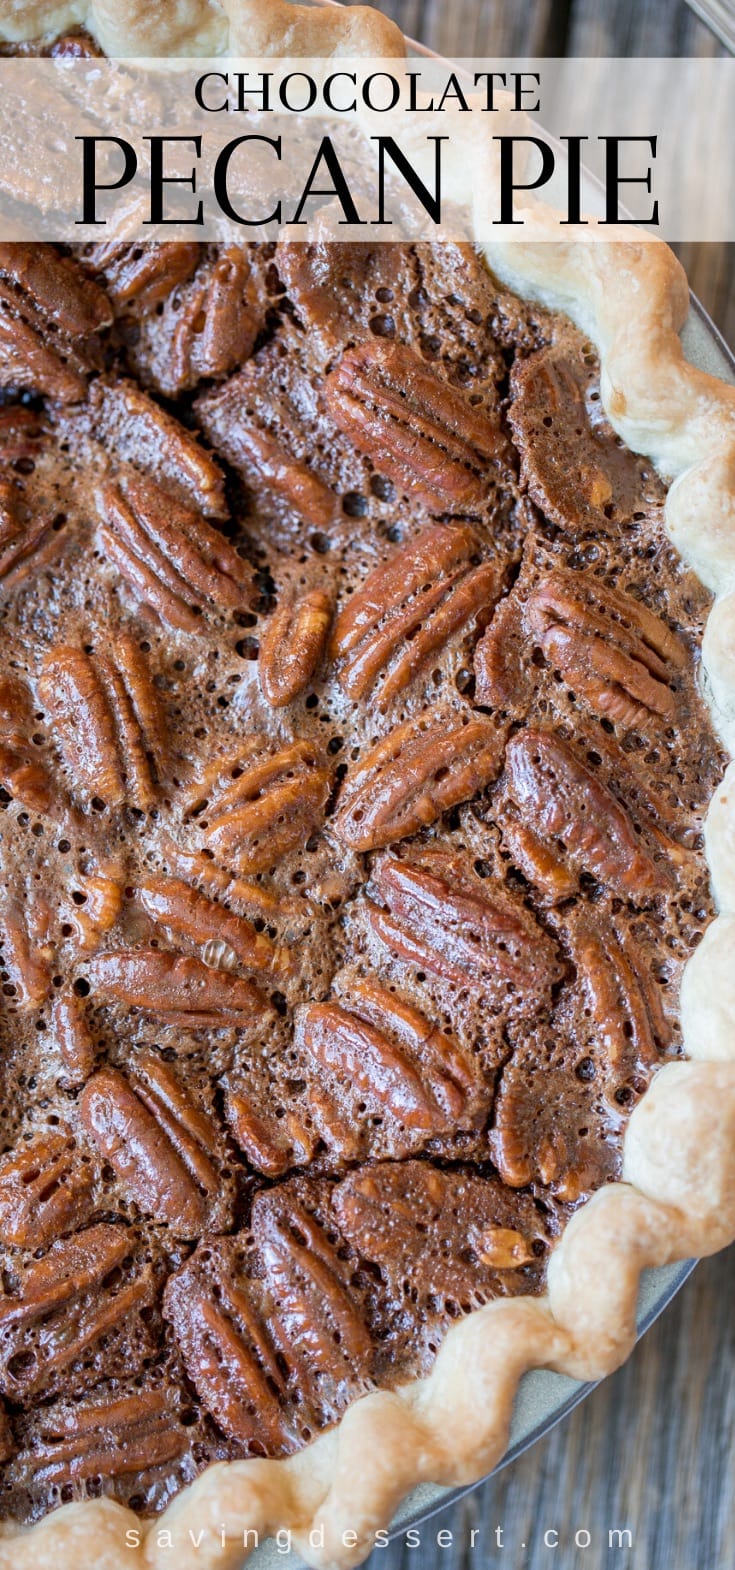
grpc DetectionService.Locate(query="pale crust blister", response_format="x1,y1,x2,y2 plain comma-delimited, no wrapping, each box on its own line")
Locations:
1,4,735,1569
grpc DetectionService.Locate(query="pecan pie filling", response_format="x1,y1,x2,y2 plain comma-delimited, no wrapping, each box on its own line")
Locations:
0,223,724,1525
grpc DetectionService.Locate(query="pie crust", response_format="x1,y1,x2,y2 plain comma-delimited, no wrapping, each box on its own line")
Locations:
0,6,734,1570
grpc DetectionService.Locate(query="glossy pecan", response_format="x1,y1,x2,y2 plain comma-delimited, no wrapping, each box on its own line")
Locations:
325,340,511,511
13,1388,191,1493
196,372,337,530
39,634,167,810
51,988,97,1083
330,523,501,705
225,1089,319,1178
333,1161,545,1305
0,476,67,593
333,707,506,852
0,896,52,1008
82,242,200,316
88,378,227,519
0,1132,93,1249
157,831,307,924
183,738,331,874
166,1180,374,1451
0,672,34,744
0,743,61,821
137,246,264,395
98,472,254,633
259,588,332,708
297,974,486,1143
164,1245,293,1450
569,913,669,1100
0,1224,159,1400
138,873,295,979
366,850,562,1009
86,947,268,1027
80,1054,229,1237
0,244,111,403
500,817,579,901
504,729,667,902
226,981,469,1174
61,861,124,953
526,569,686,728
509,342,656,535
252,1186,373,1387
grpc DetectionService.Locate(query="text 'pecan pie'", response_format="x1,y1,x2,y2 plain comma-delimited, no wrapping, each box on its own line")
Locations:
1,6,735,1570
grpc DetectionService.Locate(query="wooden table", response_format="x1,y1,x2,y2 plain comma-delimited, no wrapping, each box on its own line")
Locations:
354,3,735,1567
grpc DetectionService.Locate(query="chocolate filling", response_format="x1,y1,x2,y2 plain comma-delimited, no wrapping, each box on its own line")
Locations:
0,207,723,1522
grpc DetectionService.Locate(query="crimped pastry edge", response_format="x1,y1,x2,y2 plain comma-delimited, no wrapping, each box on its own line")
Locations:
0,7,734,1570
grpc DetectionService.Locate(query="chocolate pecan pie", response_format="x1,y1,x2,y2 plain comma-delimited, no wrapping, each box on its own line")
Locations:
1,6,735,1570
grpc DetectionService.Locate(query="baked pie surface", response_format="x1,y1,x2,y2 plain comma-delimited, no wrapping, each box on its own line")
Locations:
0,10,734,1570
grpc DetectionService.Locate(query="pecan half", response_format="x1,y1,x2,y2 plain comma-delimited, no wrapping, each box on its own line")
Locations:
0,1224,159,1400
0,897,52,1008
330,523,501,705
183,738,331,874
527,570,686,728
157,831,307,923
508,342,658,534
82,242,200,316
130,246,264,395
333,707,506,852
366,850,562,1009
504,729,667,902
196,372,337,531
80,1054,230,1237
0,1133,93,1249
259,588,332,708
138,873,295,979
51,989,97,1083
334,1161,546,1306
297,974,486,1143
0,743,62,821
474,591,530,715
501,818,579,901
225,1090,319,1178
252,1187,373,1386
224,970,480,1175
325,341,511,511
61,861,124,954
89,378,227,519
165,1184,373,1451
164,1247,293,1450
38,634,167,810
86,947,268,1027
0,245,111,403
98,471,255,633
12,1388,191,1493
568,912,669,1100
0,476,67,593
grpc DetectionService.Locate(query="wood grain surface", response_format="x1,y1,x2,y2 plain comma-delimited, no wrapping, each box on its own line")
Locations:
345,3,735,1568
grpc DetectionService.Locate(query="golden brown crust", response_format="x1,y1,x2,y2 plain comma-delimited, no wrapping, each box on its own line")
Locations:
0,9,734,1570
0,0,406,55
